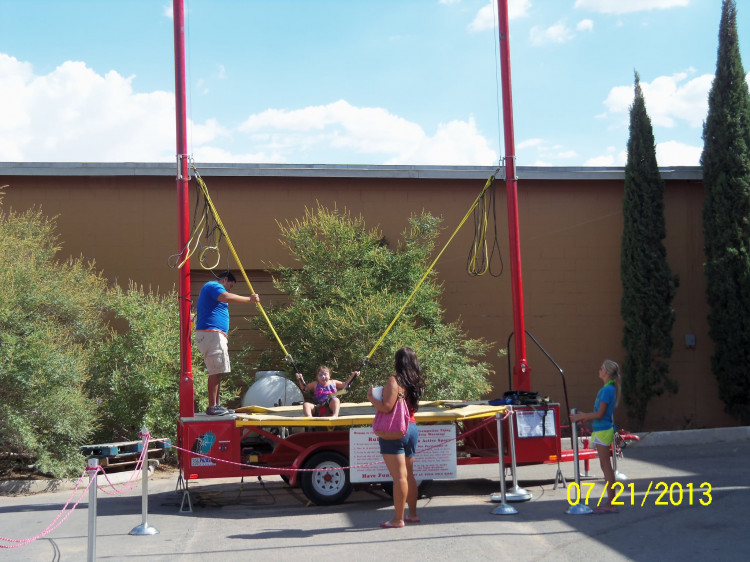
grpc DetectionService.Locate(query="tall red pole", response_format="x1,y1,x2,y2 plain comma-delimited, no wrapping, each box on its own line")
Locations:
174,0,194,416
497,0,531,390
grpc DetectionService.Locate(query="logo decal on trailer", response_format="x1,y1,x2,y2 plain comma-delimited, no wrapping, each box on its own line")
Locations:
191,431,217,466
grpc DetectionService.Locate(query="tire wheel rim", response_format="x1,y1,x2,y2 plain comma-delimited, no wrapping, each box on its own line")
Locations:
311,461,346,496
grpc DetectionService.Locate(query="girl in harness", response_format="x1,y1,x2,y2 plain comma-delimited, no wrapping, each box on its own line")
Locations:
296,366,359,418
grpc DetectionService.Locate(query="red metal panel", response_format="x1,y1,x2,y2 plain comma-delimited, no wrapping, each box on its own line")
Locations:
179,419,242,479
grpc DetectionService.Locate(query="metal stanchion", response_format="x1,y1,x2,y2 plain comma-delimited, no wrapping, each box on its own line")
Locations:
504,407,532,502
491,411,517,514
613,434,627,481
567,410,592,515
87,458,99,562
582,436,591,477
130,429,159,535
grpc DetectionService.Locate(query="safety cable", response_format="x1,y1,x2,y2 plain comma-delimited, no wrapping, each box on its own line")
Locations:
467,176,503,277
363,174,497,363
188,166,299,372
167,175,223,271
177,168,497,378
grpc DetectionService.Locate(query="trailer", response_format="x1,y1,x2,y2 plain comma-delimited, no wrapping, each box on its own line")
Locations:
177,400,594,505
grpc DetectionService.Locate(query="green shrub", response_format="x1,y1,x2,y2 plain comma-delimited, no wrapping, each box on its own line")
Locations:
88,283,209,445
254,205,493,401
0,206,104,477
0,200,207,477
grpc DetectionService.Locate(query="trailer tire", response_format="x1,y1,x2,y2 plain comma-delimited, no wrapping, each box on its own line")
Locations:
300,451,352,506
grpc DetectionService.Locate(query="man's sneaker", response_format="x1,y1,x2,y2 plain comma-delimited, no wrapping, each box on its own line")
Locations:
206,405,234,416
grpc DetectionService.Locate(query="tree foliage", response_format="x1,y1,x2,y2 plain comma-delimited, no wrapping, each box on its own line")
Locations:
0,198,206,477
701,0,750,424
620,72,679,430
0,205,104,477
254,205,493,401
86,284,208,445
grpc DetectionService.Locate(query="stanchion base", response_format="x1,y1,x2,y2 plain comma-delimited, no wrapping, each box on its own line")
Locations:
491,502,518,515
490,492,507,503
129,523,159,535
180,489,193,513
553,467,566,490
566,504,593,515
505,486,532,502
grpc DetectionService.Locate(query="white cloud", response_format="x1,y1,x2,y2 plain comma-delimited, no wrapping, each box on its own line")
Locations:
386,117,497,165
439,0,461,5
508,0,532,19
239,100,497,165
468,0,531,33
163,4,173,19
517,138,545,149
0,54,178,162
576,19,594,32
516,137,579,164
602,72,713,128
574,0,689,15
656,140,701,166
585,141,700,167
0,54,496,165
556,149,579,159
530,21,575,46
584,147,626,166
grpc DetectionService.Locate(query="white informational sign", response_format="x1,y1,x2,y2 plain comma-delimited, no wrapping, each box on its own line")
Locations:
514,409,556,438
349,425,457,483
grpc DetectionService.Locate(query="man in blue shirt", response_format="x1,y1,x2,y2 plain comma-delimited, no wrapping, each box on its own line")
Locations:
194,271,260,416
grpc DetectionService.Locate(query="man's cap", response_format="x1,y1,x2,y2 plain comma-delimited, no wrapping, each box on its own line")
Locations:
217,271,237,283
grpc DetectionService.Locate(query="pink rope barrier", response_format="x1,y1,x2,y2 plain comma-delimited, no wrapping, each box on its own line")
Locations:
0,418,502,549
0,468,95,549
0,432,157,548
155,415,499,473
95,433,150,496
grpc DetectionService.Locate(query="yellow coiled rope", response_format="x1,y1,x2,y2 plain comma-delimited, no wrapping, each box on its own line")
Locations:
181,167,497,374
363,174,496,362
191,169,294,363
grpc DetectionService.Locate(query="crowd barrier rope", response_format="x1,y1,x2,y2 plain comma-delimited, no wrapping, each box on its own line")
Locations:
0,417,500,550
158,415,498,474
0,435,152,550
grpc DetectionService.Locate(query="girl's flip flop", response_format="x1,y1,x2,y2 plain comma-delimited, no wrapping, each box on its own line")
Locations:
380,520,405,529
404,516,421,523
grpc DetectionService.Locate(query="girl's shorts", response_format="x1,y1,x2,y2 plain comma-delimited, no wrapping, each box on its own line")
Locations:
379,423,418,457
592,427,614,446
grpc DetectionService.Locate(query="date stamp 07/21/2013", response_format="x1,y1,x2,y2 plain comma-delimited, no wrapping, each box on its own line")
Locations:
566,481,713,507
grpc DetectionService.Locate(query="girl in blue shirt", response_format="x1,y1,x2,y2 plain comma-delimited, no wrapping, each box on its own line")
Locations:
570,360,622,513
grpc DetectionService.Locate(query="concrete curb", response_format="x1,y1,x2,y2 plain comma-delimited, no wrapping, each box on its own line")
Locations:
631,426,750,447
0,462,159,496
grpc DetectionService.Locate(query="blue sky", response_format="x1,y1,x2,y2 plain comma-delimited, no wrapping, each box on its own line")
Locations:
0,0,748,167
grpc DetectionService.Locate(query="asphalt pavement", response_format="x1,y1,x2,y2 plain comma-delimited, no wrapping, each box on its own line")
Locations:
1,427,749,561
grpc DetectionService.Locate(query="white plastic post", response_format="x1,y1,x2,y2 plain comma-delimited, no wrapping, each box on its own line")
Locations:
613,435,627,481
504,406,532,502
491,411,517,514
567,409,592,514
86,458,99,562
130,428,159,535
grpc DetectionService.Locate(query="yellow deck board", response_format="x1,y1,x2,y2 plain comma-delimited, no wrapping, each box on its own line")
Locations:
233,401,506,428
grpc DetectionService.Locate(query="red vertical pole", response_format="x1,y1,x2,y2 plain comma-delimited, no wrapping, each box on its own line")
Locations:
497,0,531,390
174,0,194,417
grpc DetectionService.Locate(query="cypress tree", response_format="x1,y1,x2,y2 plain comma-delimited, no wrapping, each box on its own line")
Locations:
621,72,679,430
701,0,750,424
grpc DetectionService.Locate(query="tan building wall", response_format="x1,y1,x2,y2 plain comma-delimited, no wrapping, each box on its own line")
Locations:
0,163,736,431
